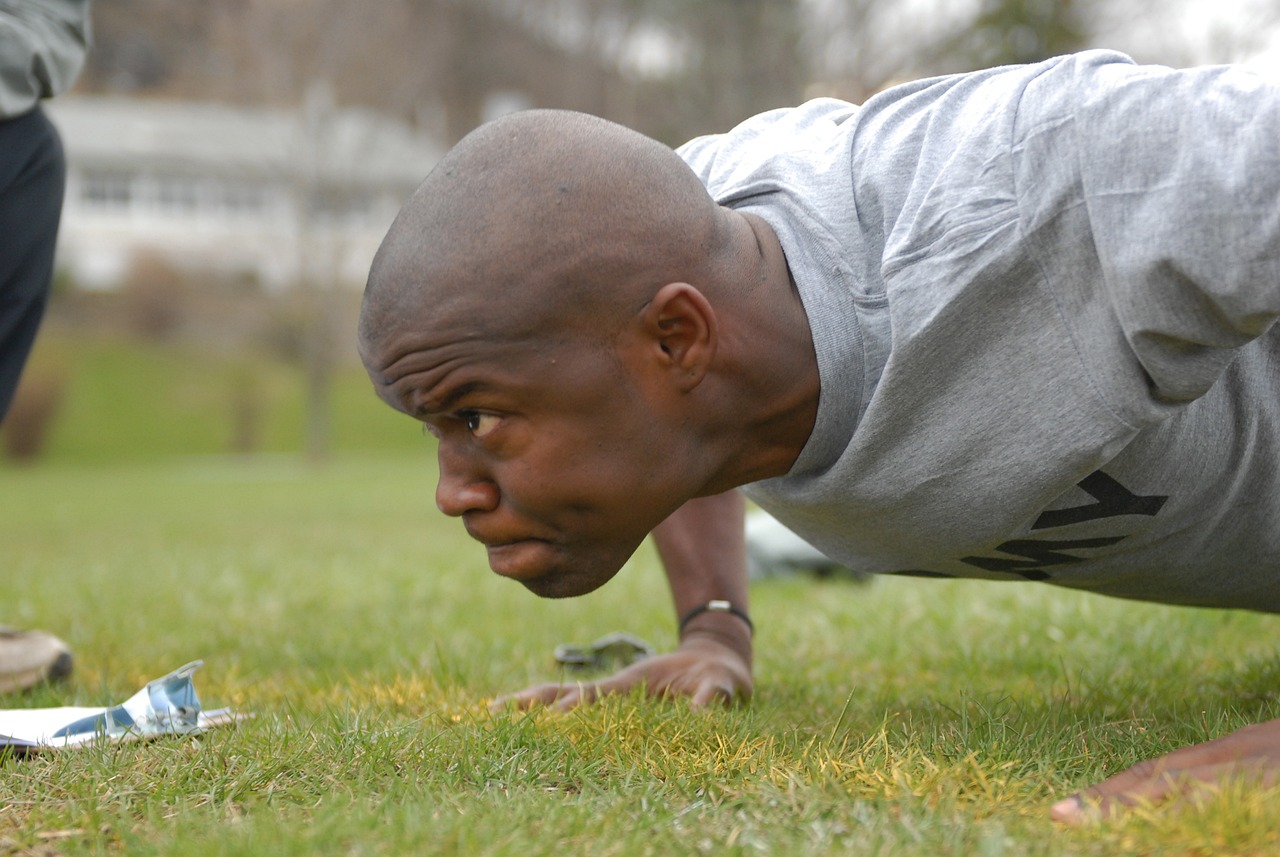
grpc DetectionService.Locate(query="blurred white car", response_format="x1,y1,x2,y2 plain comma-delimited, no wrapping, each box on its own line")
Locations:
744,510,871,582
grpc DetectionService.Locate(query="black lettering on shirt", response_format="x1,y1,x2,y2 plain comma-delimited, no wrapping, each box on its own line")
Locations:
960,536,1127,578
947,471,1168,579
1031,471,1167,530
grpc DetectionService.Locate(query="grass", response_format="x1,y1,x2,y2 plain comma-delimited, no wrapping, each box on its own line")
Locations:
12,332,423,464
3,333,1280,854
3,455,1280,855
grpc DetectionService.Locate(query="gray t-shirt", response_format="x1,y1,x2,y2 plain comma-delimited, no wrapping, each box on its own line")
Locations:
678,50,1280,612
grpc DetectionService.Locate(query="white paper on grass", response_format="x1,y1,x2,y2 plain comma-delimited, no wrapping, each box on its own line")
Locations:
0,660,236,750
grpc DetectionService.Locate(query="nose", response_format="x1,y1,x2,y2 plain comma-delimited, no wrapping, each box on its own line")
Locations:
435,444,500,517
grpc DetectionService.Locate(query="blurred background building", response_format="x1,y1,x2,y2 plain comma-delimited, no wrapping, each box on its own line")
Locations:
47,91,441,291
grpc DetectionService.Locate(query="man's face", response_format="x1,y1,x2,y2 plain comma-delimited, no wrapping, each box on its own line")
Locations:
365,328,693,598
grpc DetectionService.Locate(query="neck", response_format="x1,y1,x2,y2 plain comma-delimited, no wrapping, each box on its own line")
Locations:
701,210,820,493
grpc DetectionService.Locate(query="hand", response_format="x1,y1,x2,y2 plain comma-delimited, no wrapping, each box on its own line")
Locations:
492,631,753,711
1050,717,1280,823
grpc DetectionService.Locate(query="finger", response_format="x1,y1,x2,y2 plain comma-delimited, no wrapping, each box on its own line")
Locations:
1055,749,1195,821
552,683,596,711
489,682,576,711
1052,757,1189,825
1051,757,1273,824
1049,795,1095,825
689,679,734,708
555,671,661,710
1066,723,1280,813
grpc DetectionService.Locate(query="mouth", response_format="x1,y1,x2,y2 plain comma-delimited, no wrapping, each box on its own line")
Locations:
482,538,556,581
465,519,631,600
481,538,607,599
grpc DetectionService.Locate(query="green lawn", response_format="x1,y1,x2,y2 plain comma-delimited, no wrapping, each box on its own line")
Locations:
7,332,423,465
3,454,1279,855
2,335,1278,854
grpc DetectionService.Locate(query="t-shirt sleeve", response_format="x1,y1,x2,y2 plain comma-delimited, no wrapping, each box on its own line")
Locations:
1013,53,1280,420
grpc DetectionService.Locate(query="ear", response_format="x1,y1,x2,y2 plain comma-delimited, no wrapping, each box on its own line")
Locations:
634,282,718,392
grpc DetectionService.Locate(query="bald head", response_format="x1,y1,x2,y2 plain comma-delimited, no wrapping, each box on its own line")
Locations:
358,109,822,557
359,109,729,361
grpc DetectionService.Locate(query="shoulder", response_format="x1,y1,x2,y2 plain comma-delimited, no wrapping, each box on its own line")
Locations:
676,99,860,198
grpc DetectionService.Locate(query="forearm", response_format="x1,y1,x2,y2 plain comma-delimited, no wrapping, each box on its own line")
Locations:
651,490,752,664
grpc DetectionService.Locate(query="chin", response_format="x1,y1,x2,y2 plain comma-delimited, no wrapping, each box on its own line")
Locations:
510,548,634,599
517,567,615,599
487,537,643,599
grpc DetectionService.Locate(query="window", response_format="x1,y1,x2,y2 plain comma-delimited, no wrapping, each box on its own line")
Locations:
155,176,199,213
81,172,132,209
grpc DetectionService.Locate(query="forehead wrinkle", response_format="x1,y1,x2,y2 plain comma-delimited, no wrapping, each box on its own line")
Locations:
384,352,469,417
368,316,490,381
377,329,549,416
374,336,456,384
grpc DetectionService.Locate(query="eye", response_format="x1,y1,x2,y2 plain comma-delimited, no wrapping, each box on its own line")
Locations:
461,411,500,439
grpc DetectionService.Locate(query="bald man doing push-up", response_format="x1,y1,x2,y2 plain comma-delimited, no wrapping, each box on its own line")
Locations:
358,50,1280,823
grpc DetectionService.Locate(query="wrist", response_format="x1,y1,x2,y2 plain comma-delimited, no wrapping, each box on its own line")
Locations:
678,602,754,667
678,600,753,637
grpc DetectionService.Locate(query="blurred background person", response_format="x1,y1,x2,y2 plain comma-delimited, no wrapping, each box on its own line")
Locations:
0,0,91,693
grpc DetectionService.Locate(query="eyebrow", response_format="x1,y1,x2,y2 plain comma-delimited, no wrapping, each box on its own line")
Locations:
415,380,485,417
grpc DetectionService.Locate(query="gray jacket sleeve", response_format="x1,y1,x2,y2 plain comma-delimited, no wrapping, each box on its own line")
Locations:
0,0,91,118
1014,52,1280,426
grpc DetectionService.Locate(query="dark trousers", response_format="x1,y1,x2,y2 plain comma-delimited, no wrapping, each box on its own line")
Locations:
0,107,65,421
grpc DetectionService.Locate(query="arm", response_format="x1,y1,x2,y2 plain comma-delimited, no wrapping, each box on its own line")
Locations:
1041,61,1280,820
651,489,754,705
496,490,753,709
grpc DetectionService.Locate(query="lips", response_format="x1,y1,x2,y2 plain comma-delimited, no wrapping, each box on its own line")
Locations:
462,520,603,597
463,517,534,550
481,537,556,582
